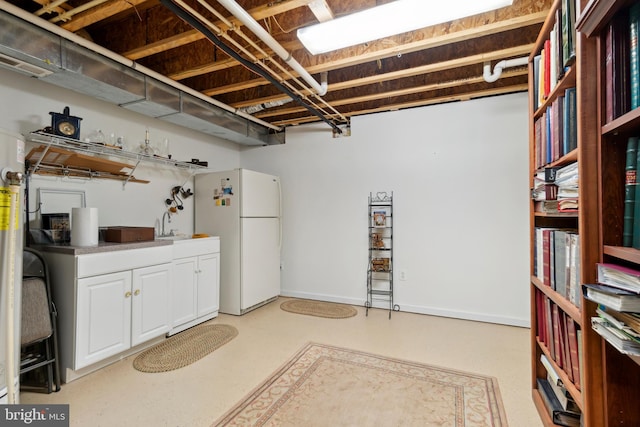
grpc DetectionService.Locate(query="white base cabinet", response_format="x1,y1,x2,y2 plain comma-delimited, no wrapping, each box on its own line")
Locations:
42,245,173,382
169,237,220,335
41,238,220,382
75,263,171,369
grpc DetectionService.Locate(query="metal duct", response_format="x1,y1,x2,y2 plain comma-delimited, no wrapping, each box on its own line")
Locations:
0,10,283,146
121,78,181,118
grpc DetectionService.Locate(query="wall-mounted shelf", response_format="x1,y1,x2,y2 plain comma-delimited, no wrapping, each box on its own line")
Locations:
26,131,207,186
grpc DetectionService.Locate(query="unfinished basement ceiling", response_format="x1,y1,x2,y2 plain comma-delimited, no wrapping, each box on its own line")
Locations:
4,0,550,130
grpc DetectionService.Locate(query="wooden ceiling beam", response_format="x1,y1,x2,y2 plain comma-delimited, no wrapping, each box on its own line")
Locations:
165,11,543,87
252,69,527,118
297,11,547,73
60,0,151,32
271,84,529,127
224,44,532,108
120,0,315,60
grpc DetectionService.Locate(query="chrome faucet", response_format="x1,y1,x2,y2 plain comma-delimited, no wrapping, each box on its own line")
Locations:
161,211,172,237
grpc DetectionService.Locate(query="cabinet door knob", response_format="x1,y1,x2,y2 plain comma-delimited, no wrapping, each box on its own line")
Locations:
134,289,141,296
125,291,132,298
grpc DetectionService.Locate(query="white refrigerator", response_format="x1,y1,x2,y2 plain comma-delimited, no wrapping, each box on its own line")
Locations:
195,169,281,315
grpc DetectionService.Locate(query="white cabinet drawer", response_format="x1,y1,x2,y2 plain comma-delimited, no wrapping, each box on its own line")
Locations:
172,237,220,259
77,245,172,278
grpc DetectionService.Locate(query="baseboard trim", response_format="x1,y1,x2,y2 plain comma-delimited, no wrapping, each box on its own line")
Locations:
280,290,530,328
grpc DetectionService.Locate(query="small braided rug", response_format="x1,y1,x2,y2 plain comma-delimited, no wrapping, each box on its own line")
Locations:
133,324,238,373
280,298,358,319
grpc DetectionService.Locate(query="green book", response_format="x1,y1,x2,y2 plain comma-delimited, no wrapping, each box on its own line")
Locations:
624,136,638,246
632,139,640,248
631,3,640,109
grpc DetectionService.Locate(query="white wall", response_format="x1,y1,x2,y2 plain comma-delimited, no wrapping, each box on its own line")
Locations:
241,93,531,326
0,67,530,327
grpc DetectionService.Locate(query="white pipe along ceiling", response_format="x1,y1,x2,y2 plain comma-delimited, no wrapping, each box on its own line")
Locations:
0,1,287,146
215,0,328,97
483,57,529,83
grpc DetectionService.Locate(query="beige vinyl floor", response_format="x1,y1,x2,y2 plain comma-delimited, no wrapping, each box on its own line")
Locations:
21,298,543,426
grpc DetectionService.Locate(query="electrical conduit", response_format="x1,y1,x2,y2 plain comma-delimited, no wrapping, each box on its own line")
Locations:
215,0,328,97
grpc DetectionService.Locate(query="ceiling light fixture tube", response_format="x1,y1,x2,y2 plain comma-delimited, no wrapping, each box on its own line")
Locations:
297,0,514,55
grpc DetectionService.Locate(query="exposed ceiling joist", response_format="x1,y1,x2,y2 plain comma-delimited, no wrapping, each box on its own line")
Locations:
4,0,551,132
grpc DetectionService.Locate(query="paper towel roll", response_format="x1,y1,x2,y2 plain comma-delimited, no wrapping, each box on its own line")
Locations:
71,207,99,247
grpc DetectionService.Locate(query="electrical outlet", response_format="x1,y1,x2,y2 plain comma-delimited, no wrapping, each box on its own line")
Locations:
399,270,407,281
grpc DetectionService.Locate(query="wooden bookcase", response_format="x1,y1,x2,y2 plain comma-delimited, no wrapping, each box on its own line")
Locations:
529,0,640,425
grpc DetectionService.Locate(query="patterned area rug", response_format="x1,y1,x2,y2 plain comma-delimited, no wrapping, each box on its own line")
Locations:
280,298,358,318
213,342,508,427
133,324,238,373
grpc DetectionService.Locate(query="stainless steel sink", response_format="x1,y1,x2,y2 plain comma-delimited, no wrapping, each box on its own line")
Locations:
156,235,192,241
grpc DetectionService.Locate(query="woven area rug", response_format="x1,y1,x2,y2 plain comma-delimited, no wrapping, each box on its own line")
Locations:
133,324,238,373
213,342,508,427
280,298,357,319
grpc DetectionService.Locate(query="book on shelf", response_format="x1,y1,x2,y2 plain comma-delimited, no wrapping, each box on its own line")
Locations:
540,353,562,386
540,354,580,412
552,304,564,369
568,232,581,308
599,307,640,335
536,294,581,383
558,198,578,212
535,6,573,108
597,263,640,293
550,22,558,92
605,11,631,122
562,87,577,154
633,139,640,248
591,316,640,356
623,136,638,246
535,198,578,213
554,230,569,297
544,39,551,99
631,3,640,110
565,317,580,389
583,283,640,312
536,377,581,427
555,162,578,194
533,55,542,111
532,182,558,201
534,228,580,305
561,0,576,69
538,49,546,108
576,328,583,392
546,298,555,360
534,95,576,165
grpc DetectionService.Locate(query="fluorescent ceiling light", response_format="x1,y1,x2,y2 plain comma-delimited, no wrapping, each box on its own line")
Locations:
297,0,514,55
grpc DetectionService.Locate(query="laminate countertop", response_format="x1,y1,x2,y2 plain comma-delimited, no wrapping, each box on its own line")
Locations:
31,239,173,255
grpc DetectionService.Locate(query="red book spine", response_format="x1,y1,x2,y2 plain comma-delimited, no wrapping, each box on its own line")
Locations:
544,39,551,99
543,229,552,286
605,22,614,123
552,304,562,368
567,318,581,389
